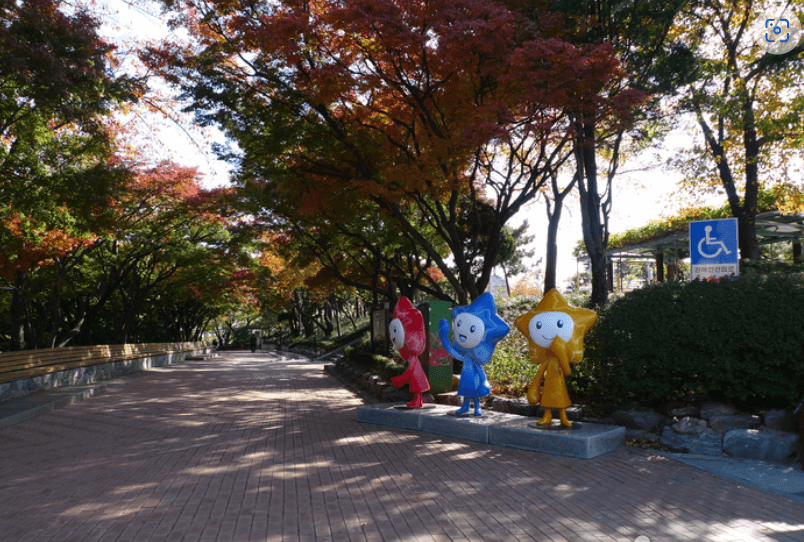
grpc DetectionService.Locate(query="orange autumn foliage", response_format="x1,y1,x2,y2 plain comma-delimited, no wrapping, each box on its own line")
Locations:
148,0,643,302
0,210,90,281
256,232,318,304
150,0,636,218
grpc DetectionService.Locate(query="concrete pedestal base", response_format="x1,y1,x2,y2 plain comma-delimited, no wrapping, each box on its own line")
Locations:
357,403,625,459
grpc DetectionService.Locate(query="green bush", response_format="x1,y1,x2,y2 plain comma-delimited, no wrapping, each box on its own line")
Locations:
342,333,370,360
342,333,402,381
483,295,537,396
486,330,536,396
292,324,370,352
583,273,804,411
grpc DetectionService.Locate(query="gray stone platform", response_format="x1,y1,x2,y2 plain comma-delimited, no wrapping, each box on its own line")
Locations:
357,403,625,459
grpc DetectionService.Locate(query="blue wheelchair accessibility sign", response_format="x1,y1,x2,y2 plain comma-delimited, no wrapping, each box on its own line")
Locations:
689,218,739,280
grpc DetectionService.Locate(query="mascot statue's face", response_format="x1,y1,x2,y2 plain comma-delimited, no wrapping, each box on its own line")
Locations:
528,311,575,349
453,313,485,350
389,318,406,351
389,297,426,358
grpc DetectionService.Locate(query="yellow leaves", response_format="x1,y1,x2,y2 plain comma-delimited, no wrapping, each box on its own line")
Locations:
765,183,804,214
511,273,544,297
256,232,318,302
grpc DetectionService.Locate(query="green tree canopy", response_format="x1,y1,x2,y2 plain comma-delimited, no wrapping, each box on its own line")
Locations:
0,0,142,349
669,0,804,259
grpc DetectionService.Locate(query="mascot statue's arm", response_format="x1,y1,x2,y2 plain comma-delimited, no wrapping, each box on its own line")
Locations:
438,318,467,363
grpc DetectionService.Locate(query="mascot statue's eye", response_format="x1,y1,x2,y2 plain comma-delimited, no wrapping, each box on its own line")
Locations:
536,321,542,330
456,320,461,327
557,320,563,328
470,325,476,333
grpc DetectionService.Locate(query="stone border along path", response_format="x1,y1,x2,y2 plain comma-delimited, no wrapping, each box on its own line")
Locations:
0,350,802,542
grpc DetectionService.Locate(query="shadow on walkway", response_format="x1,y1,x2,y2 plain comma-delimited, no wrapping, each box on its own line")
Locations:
0,351,801,542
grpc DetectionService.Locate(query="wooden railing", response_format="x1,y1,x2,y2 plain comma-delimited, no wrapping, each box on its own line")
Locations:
0,342,206,383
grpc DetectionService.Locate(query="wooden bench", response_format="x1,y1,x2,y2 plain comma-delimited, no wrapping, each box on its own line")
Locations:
0,342,206,384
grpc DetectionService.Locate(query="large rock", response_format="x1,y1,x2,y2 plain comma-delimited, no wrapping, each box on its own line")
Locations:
491,396,510,413
566,406,584,421
369,380,388,398
506,398,543,417
661,426,723,456
700,402,737,420
436,393,464,406
723,429,799,462
671,416,708,434
612,410,668,433
762,409,796,432
668,406,701,418
382,386,413,403
709,414,761,433
489,396,584,419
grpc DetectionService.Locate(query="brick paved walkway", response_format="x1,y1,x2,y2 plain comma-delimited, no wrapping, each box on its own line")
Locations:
0,351,802,542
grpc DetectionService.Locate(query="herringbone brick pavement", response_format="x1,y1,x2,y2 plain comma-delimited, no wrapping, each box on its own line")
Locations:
0,351,802,542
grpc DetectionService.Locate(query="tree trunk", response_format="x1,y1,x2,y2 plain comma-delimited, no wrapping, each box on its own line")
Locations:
738,93,762,260
543,170,577,293
344,299,358,331
9,271,27,351
500,263,511,296
293,290,305,337
693,96,762,260
544,202,561,292
575,120,609,309
736,209,761,260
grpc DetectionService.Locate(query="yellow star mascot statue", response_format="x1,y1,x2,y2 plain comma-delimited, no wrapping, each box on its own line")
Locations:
514,289,597,428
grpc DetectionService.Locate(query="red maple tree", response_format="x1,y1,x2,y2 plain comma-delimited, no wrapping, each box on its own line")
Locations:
148,0,642,303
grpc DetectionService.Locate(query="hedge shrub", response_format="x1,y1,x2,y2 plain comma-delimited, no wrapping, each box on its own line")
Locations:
583,271,804,411
486,296,540,396
342,333,403,381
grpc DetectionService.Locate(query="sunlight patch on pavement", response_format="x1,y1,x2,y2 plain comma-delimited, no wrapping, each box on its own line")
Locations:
551,483,590,498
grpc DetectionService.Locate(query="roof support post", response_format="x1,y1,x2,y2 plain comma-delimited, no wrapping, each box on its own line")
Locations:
656,252,665,282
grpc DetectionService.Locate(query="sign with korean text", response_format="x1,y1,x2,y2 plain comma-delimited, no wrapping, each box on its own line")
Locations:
689,218,739,281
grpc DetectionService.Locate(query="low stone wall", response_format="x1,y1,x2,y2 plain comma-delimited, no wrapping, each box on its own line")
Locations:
0,347,208,403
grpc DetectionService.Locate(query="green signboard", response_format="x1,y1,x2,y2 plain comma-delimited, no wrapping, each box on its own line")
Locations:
417,300,454,394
